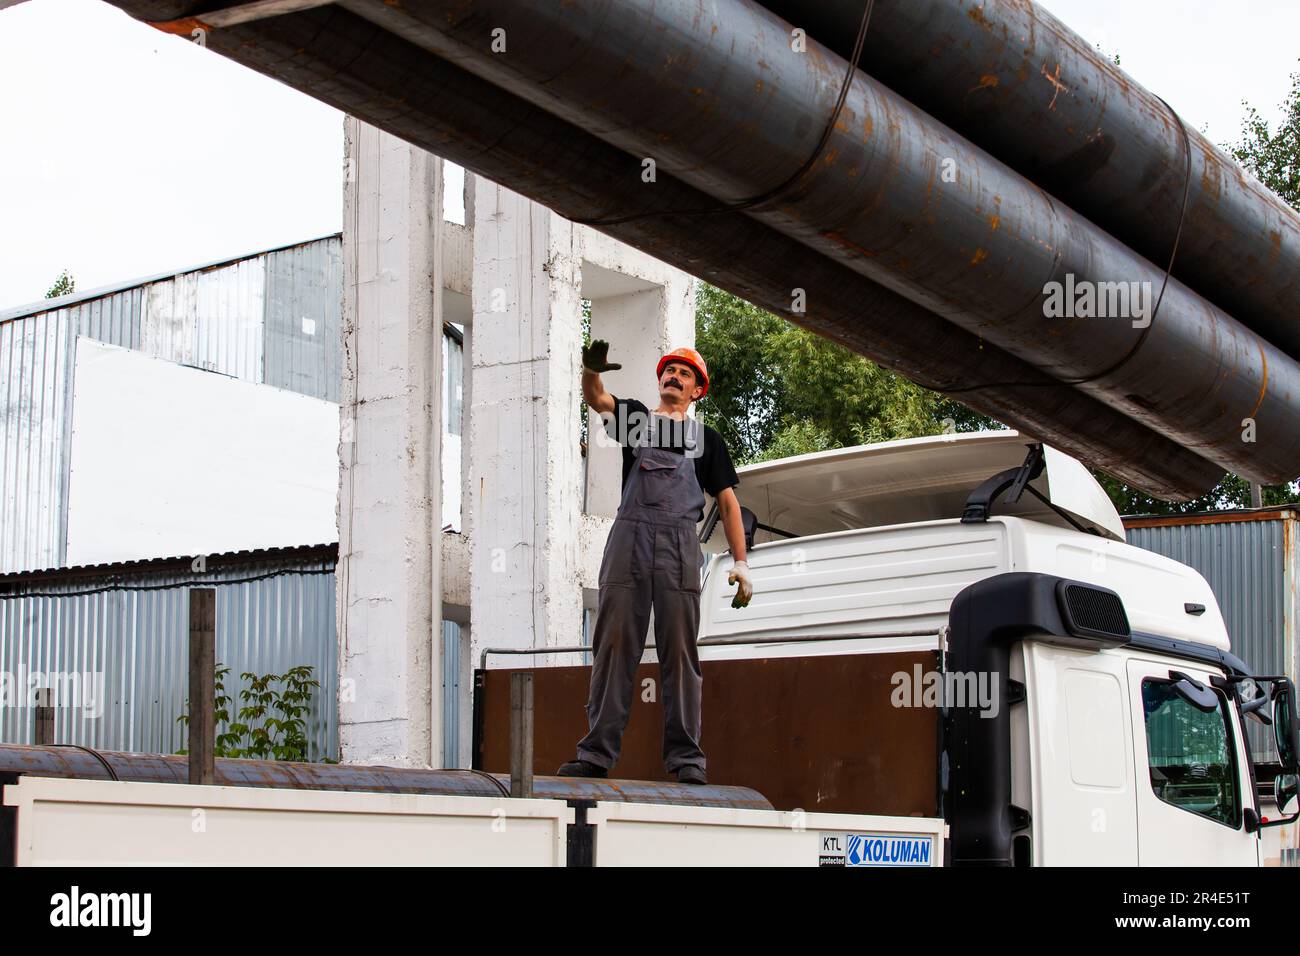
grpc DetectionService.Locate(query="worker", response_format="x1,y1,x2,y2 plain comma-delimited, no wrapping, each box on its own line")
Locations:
558,340,753,785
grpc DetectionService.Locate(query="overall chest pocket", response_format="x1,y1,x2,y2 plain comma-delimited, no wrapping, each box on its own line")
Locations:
634,450,682,507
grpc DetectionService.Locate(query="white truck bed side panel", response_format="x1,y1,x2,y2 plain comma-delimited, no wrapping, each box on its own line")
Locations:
701,521,1007,641
587,803,946,867
3,777,571,866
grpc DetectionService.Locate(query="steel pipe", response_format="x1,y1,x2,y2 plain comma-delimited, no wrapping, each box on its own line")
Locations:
760,0,1300,358
364,0,1300,483
0,744,774,809
104,0,1227,497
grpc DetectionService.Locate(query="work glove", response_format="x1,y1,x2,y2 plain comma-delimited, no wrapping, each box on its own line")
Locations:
582,339,622,374
728,560,753,609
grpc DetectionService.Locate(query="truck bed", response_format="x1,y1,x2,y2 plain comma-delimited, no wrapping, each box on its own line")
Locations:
475,649,941,817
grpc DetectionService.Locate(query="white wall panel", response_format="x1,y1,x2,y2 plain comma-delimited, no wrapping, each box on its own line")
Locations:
65,339,337,565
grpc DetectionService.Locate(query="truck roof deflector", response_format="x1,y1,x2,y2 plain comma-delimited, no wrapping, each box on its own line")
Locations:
961,444,1105,538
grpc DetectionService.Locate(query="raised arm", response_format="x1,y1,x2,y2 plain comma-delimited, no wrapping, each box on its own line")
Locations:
581,339,619,415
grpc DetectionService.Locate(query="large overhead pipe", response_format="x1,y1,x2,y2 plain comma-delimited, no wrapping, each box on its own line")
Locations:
104,0,1223,497
363,0,1300,484
760,0,1300,358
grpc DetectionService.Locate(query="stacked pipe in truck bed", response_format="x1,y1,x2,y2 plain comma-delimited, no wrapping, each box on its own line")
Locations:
0,744,775,808
362,0,1300,484
106,0,1225,497
760,0,1300,356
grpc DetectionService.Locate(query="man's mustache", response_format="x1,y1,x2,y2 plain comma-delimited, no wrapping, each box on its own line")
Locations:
664,377,683,390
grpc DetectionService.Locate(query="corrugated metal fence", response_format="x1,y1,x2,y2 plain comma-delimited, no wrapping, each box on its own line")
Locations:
0,546,340,761
1126,510,1298,760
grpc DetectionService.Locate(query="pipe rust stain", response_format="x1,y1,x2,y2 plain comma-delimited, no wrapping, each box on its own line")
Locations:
1200,165,1221,201
1249,337,1269,422
824,231,877,259
147,15,210,35
970,248,989,265
1040,61,1068,110
1125,509,1296,528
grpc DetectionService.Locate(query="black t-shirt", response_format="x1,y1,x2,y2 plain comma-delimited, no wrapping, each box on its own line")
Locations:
603,397,739,499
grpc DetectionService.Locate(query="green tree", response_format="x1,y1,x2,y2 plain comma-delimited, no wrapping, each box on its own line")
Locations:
1234,65,1300,207
45,269,75,298
1097,473,1298,517
694,283,997,465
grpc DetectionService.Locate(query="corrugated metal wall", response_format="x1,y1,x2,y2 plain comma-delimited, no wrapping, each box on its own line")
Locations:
0,235,473,766
0,286,149,573
0,236,342,574
142,257,266,380
1126,514,1296,759
264,238,343,401
0,549,340,760
0,309,74,573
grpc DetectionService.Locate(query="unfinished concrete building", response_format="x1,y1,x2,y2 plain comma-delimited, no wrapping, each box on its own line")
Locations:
0,119,698,770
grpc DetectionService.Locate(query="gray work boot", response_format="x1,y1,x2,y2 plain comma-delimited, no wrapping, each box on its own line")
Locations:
676,765,707,786
556,759,608,778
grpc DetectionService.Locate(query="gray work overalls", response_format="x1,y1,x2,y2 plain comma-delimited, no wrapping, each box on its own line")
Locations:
576,414,707,774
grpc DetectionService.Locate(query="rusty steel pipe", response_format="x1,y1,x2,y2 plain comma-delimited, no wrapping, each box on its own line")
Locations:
760,0,1300,358
101,0,1224,496
0,744,774,809
110,1,1226,497
359,0,1300,483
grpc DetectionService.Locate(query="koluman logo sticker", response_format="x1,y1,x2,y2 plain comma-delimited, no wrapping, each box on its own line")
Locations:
820,833,934,867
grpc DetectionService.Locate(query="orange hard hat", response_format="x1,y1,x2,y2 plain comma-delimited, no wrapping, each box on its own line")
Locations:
656,347,710,398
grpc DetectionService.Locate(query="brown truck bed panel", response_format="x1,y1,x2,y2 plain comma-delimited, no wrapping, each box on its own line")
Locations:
476,650,940,816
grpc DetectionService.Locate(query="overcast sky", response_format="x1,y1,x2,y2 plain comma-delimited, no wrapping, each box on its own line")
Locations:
0,0,1296,310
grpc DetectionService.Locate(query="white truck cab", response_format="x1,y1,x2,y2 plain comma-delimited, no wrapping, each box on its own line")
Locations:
693,431,1300,865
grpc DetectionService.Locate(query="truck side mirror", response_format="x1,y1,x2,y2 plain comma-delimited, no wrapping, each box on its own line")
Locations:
1273,680,1300,773
1169,671,1219,712
1275,774,1299,817
1235,677,1273,724
739,506,758,552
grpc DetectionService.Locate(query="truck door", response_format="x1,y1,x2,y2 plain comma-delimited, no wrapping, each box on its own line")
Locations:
1125,659,1257,865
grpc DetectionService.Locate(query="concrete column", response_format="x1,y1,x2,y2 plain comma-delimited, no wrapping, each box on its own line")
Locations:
467,180,586,676
337,118,443,768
